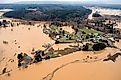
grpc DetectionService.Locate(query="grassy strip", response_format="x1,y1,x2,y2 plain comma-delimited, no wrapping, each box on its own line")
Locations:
46,47,79,58
80,28,102,34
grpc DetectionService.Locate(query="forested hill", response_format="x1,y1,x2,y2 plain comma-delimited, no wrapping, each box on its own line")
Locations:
3,4,92,21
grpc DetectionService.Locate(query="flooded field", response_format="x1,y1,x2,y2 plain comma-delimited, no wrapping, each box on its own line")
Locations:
0,7,121,80
0,18,121,80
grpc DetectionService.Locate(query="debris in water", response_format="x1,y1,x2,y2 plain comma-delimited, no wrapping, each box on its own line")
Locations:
7,73,11,76
18,46,21,48
103,53,121,62
8,59,14,63
15,42,17,44
3,41,8,44
90,57,92,59
87,56,89,58
28,28,30,30
0,57,5,63
11,29,13,31
14,40,17,42
32,48,35,51
2,68,7,74
13,53,17,57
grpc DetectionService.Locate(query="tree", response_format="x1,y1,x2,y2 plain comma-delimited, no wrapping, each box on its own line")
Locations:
92,43,106,51
0,21,2,26
2,20,7,27
82,43,89,51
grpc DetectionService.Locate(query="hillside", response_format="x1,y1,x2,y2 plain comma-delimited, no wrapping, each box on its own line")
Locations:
3,4,92,21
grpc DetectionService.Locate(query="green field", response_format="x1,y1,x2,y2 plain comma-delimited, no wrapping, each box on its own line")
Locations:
80,28,102,34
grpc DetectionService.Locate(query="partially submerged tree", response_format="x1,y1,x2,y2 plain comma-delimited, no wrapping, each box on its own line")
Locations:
92,43,106,51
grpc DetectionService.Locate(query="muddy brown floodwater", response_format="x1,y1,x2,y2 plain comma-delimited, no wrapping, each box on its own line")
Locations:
0,18,121,80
